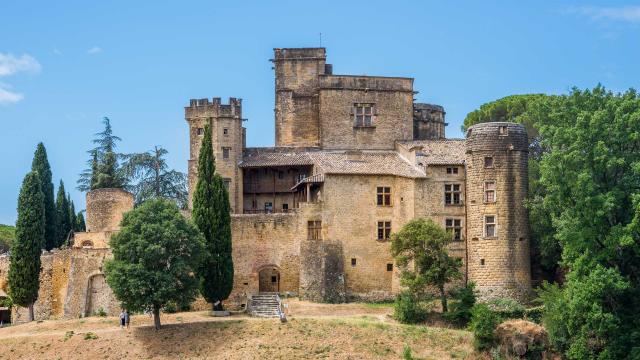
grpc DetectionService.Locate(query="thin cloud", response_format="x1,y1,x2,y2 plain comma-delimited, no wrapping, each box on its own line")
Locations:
53,48,62,56
87,46,103,55
0,83,23,105
0,53,41,76
570,5,640,24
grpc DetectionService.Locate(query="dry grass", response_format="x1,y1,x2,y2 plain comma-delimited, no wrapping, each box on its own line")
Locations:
0,300,478,359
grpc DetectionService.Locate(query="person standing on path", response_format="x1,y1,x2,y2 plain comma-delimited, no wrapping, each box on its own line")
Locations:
119,310,126,329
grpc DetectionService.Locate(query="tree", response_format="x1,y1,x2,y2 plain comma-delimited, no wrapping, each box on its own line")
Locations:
8,171,44,321
55,180,71,247
121,146,188,208
31,143,56,251
192,125,234,311
76,211,86,232
391,218,462,313
104,199,204,330
77,117,125,191
68,198,77,233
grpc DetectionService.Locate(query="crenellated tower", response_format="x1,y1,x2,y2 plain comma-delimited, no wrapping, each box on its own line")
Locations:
465,122,531,302
185,97,245,213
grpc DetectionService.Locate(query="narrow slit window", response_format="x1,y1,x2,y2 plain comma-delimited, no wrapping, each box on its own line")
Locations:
351,258,357,266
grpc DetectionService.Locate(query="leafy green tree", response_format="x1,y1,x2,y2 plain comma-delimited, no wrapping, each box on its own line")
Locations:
536,86,640,359
31,143,57,251
0,224,15,253
192,125,234,311
121,146,188,208
77,117,125,191
8,171,44,321
55,181,71,247
391,218,461,313
76,211,86,232
105,199,204,330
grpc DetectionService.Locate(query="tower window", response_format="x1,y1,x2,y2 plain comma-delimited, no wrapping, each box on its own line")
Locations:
484,215,496,237
480,259,485,266
446,167,458,175
308,220,322,240
499,126,508,136
353,103,375,127
484,181,496,203
351,258,357,266
223,128,229,135
264,202,273,213
376,186,391,206
445,218,462,241
196,128,204,136
444,184,462,205
222,147,231,159
222,178,231,190
484,157,494,168
386,263,393,272
377,221,392,240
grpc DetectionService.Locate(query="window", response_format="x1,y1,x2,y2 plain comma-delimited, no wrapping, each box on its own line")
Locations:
308,220,322,240
282,203,289,211
377,221,392,240
446,167,459,175
484,156,494,168
264,202,273,213
223,178,231,191
376,186,391,206
484,181,496,203
444,184,462,205
271,276,277,283
386,263,393,272
196,128,204,136
445,218,462,241
223,128,229,135
480,259,485,266
354,103,375,127
222,147,231,159
499,126,508,136
351,258,357,266
484,215,496,237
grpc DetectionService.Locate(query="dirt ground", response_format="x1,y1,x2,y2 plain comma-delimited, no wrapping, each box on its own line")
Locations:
0,299,477,360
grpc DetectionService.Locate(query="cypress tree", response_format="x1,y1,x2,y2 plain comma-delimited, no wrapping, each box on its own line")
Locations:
68,198,77,233
9,171,44,321
31,143,56,251
76,211,86,232
55,181,71,247
193,125,234,311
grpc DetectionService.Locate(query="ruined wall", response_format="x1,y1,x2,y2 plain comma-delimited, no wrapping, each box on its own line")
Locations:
465,122,531,302
318,76,414,150
85,189,134,233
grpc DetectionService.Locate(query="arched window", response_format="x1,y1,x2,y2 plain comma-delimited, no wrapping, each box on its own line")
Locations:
81,240,94,249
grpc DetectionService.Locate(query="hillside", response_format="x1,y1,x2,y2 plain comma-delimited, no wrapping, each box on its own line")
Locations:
0,300,477,359
0,224,14,253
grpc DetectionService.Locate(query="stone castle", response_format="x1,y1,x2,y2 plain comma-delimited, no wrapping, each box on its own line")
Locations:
0,47,530,323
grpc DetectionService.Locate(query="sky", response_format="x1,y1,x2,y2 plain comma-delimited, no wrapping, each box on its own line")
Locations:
1,0,639,225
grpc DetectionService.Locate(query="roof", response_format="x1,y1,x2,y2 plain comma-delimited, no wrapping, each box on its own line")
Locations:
240,148,316,168
400,139,466,165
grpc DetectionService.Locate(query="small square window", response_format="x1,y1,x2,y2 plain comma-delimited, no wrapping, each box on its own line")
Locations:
499,126,508,136
480,259,485,266
196,128,204,136
386,263,393,272
271,276,277,283
222,147,231,159
377,221,392,240
264,202,273,213
484,157,494,168
282,203,289,211
351,258,357,267
354,103,375,127
446,167,458,175
223,128,229,135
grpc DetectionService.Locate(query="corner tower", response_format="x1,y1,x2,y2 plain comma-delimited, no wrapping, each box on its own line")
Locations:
465,122,531,302
272,48,328,147
185,97,244,213
413,103,446,140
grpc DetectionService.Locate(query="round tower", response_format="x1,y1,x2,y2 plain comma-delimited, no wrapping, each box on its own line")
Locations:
465,122,531,302
85,188,134,233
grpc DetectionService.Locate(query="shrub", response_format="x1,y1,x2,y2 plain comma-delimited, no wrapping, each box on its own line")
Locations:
163,302,177,314
94,307,107,317
84,332,98,340
394,292,427,324
523,306,544,324
402,344,414,360
486,298,525,320
470,303,501,351
444,283,476,326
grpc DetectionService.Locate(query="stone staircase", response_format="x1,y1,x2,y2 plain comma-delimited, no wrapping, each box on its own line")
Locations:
248,293,283,319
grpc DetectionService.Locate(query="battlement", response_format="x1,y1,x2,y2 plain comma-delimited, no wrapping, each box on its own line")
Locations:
466,122,528,152
319,74,413,92
272,47,326,61
186,97,242,118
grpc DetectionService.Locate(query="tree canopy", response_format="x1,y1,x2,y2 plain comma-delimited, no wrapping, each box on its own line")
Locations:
31,143,56,251
0,224,14,253
77,117,125,191
105,199,204,330
55,180,72,247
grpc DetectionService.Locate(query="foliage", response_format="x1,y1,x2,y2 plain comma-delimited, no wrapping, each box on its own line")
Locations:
76,211,86,232
0,224,15,253
68,198,77,233
105,199,204,330
390,218,462,313
31,143,57,251
8,171,44,321
402,344,415,360
94,307,107,317
485,298,525,320
443,282,476,326
523,305,544,324
121,146,188,208
77,117,125,191
0,295,13,308
55,181,72,247
192,125,234,310
393,291,428,324
469,303,501,351
83,332,98,340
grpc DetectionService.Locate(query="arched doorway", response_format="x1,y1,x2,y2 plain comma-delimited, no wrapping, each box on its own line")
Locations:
258,266,280,293
86,274,112,316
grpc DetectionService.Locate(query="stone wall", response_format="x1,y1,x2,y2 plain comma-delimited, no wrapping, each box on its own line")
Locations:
85,189,134,233
465,122,531,302
413,103,446,140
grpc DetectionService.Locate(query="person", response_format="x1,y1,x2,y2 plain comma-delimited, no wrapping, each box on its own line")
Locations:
125,310,130,329
119,310,125,329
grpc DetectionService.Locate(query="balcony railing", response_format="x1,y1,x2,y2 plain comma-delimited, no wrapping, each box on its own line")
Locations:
242,208,295,215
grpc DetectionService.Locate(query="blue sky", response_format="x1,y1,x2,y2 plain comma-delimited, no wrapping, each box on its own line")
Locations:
1,0,639,225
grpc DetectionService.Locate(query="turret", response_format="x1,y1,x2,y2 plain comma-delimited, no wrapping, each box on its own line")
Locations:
185,97,244,212
413,103,446,140
465,122,531,302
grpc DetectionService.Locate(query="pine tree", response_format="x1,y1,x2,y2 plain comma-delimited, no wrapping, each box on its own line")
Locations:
9,171,44,321
68,198,77,233
31,143,56,251
77,117,125,192
76,211,86,232
55,181,71,247
193,125,234,311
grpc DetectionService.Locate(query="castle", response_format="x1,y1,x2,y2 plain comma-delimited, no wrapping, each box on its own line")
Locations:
0,47,530,323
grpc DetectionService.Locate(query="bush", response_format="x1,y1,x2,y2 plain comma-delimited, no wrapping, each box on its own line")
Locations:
394,292,427,324
523,306,544,324
84,332,98,340
402,344,414,360
486,298,525,320
94,307,107,317
470,303,501,351
163,302,177,314
444,283,476,326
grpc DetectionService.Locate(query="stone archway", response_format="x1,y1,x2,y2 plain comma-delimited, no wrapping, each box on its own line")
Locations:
85,273,112,316
258,266,280,293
